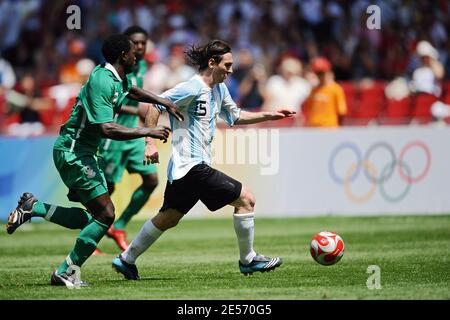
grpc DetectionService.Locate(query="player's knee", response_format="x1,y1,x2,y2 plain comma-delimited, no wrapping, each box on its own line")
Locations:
142,174,158,192
239,188,256,211
246,193,256,211
152,211,180,231
96,202,115,226
158,216,179,230
165,217,179,229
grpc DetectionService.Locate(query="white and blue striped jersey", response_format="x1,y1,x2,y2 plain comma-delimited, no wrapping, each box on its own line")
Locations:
157,75,241,182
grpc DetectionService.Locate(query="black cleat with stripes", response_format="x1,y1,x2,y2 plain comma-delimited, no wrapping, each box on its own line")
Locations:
6,192,37,234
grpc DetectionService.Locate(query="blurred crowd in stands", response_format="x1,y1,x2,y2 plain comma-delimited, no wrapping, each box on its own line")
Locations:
1,0,450,136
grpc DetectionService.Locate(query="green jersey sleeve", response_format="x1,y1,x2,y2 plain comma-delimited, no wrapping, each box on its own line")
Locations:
82,71,115,124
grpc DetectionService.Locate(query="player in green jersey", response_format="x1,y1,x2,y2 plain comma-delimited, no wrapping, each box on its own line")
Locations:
5,34,183,288
99,26,160,252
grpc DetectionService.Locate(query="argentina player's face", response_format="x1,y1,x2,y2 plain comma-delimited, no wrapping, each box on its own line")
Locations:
213,52,233,84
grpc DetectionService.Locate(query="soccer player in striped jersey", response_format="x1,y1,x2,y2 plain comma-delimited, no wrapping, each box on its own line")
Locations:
5,34,183,288
112,40,295,278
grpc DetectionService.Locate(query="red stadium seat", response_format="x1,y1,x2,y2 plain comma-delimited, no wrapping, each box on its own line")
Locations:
379,97,411,125
38,100,57,127
4,113,20,125
441,81,450,104
411,93,437,124
355,81,386,121
339,81,358,118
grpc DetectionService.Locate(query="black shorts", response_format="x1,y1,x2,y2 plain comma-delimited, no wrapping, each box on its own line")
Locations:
160,164,242,214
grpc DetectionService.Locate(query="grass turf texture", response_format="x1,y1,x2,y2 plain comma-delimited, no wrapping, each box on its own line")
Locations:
0,215,449,300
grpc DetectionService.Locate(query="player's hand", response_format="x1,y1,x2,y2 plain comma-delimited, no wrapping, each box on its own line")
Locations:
143,140,159,165
163,99,184,122
270,109,296,120
147,125,171,143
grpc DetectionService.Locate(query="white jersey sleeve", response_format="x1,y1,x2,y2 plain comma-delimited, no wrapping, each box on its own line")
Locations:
218,83,241,126
156,81,198,112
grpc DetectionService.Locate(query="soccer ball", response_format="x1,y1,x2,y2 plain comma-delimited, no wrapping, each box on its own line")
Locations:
310,231,345,266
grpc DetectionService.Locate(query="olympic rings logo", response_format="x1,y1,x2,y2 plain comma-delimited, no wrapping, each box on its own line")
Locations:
329,140,431,203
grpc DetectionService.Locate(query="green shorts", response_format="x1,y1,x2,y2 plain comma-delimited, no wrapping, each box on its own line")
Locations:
53,149,108,204
99,138,157,184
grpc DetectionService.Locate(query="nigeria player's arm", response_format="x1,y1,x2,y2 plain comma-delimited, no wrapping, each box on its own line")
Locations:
118,105,139,116
234,109,296,125
128,85,184,121
99,121,170,142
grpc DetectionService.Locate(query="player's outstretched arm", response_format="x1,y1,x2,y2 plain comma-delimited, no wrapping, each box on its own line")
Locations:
234,109,296,125
99,122,171,142
128,86,184,121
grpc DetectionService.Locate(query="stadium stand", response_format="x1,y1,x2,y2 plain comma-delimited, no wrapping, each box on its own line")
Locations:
0,1,449,133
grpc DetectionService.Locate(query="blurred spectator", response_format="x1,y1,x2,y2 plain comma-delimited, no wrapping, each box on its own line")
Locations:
47,58,95,113
385,77,410,101
165,43,196,89
409,40,445,123
6,73,52,136
302,57,347,127
431,100,450,126
143,43,171,94
351,38,378,80
0,54,16,91
0,0,449,132
410,40,444,97
59,38,88,84
0,54,16,132
143,41,195,94
14,74,40,123
262,56,311,113
0,0,41,52
232,48,266,111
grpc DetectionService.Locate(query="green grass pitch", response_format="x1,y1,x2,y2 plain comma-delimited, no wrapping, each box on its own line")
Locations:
0,215,449,300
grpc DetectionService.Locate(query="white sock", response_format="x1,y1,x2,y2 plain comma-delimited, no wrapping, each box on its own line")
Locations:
233,212,257,264
121,220,163,264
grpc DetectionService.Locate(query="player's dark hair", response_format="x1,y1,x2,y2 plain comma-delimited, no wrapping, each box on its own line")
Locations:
123,25,148,37
185,40,231,71
102,34,132,64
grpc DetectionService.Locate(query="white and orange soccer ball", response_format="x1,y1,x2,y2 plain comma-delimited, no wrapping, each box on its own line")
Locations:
310,231,345,266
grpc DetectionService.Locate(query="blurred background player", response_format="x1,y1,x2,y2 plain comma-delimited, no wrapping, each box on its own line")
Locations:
302,57,347,127
5,34,181,288
98,26,159,254
111,39,296,280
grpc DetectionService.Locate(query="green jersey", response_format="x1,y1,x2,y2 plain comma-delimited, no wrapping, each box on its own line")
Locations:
54,63,132,155
100,59,147,151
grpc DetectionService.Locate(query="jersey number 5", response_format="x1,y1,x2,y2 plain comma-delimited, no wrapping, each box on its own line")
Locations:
194,100,207,116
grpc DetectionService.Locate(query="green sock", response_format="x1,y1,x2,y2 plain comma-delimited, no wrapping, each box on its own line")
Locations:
113,186,151,230
32,201,91,229
57,218,109,274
